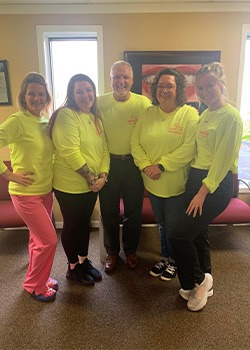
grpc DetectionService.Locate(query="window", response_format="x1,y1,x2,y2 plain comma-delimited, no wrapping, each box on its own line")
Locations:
36,25,104,109
237,25,250,188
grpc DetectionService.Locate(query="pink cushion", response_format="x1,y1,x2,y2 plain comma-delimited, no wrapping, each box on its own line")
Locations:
211,198,250,224
0,201,25,228
0,163,11,200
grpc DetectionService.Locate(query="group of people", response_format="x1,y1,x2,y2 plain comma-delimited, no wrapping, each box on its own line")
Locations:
0,60,242,312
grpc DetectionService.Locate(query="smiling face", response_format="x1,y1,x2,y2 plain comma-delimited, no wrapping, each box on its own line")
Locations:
195,72,224,110
73,80,95,113
156,75,177,113
24,83,47,117
110,63,133,102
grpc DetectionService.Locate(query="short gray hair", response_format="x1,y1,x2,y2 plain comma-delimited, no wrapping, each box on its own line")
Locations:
110,60,133,77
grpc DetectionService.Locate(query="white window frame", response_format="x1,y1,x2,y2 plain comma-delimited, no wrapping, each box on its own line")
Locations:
36,25,104,97
237,24,250,192
236,24,250,110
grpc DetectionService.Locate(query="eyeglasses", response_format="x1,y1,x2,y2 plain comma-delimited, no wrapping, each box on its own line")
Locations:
156,84,176,91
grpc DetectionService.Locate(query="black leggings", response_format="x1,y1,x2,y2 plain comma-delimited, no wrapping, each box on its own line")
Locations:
170,168,233,290
54,189,97,264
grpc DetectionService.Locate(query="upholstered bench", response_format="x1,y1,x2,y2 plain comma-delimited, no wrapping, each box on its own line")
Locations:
0,161,26,229
99,175,250,261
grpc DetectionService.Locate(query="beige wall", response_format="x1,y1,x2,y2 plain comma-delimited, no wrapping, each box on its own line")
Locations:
0,11,249,222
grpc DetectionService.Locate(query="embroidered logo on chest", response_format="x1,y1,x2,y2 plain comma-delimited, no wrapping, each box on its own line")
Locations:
168,124,183,135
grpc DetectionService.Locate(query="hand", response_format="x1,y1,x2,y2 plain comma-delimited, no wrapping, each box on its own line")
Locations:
143,165,161,180
90,178,106,193
1,169,35,187
186,192,206,217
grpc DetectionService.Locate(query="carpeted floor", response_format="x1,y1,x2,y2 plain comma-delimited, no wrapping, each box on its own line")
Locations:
0,225,249,350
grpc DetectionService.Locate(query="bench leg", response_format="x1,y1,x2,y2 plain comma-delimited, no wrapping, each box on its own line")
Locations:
99,214,106,262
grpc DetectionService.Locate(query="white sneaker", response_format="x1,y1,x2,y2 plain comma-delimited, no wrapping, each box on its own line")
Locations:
179,287,213,301
187,273,213,311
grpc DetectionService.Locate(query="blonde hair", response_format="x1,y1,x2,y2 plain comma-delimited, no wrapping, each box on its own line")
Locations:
195,62,228,97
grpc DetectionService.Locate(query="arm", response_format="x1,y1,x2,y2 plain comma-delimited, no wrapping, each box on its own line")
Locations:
159,109,199,172
0,115,35,187
203,115,243,193
52,109,97,188
131,114,161,180
1,168,34,187
130,114,152,170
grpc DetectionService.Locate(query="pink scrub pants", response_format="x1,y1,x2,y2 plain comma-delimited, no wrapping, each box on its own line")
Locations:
11,192,57,295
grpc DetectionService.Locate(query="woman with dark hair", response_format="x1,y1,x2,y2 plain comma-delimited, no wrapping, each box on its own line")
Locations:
0,72,57,302
170,62,243,311
131,68,199,281
50,74,109,286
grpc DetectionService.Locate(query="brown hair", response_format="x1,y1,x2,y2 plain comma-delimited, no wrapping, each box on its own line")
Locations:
18,72,52,113
150,67,187,107
49,74,100,138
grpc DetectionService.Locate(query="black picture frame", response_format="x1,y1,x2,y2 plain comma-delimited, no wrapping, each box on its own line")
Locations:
0,60,12,105
124,50,221,110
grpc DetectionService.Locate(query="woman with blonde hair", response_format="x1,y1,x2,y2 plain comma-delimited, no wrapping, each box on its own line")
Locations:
171,62,243,311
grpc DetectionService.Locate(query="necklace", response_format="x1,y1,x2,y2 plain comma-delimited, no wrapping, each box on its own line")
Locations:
159,107,176,122
204,110,218,123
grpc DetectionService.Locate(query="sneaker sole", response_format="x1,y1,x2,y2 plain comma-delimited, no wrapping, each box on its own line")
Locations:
149,271,164,277
179,288,213,301
188,296,207,311
160,275,176,281
88,273,102,282
31,292,56,302
66,275,94,286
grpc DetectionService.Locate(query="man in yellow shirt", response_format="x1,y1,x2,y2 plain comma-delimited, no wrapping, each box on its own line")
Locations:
98,61,151,273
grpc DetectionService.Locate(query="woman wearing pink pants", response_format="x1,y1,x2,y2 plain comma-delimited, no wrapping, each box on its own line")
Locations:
0,72,57,302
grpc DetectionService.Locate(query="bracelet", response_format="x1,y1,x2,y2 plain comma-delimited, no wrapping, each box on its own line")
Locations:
88,175,99,186
98,173,108,183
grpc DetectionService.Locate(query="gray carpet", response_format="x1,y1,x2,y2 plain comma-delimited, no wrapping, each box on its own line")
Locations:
0,225,249,350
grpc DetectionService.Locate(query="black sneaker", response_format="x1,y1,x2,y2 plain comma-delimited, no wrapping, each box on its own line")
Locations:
80,258,102,282
150,260,168,277
66,264,94,286
160,262,177,281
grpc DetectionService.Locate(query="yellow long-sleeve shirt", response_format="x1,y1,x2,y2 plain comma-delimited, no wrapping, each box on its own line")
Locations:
131,104,199,197
52,108,110,194
193,103,243,193
98,92,151,154
0,110,54,195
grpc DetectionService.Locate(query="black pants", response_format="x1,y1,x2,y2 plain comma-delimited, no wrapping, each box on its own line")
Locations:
170,168,233,290
53,189,97,264
99,157,144,255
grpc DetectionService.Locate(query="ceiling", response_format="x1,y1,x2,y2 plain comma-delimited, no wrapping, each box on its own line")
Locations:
1,0,250,14
0,0,250,3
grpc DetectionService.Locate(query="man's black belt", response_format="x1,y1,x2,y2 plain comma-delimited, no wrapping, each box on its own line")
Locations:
110,154,133,160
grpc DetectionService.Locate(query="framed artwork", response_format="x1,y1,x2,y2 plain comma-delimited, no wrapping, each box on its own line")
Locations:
124,50,221,110
0,60,12,105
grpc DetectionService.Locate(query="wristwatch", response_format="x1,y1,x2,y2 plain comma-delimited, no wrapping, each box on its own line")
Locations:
158,164,165,172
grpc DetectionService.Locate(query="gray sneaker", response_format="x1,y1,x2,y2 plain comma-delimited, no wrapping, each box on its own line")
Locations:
187,273,213,311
